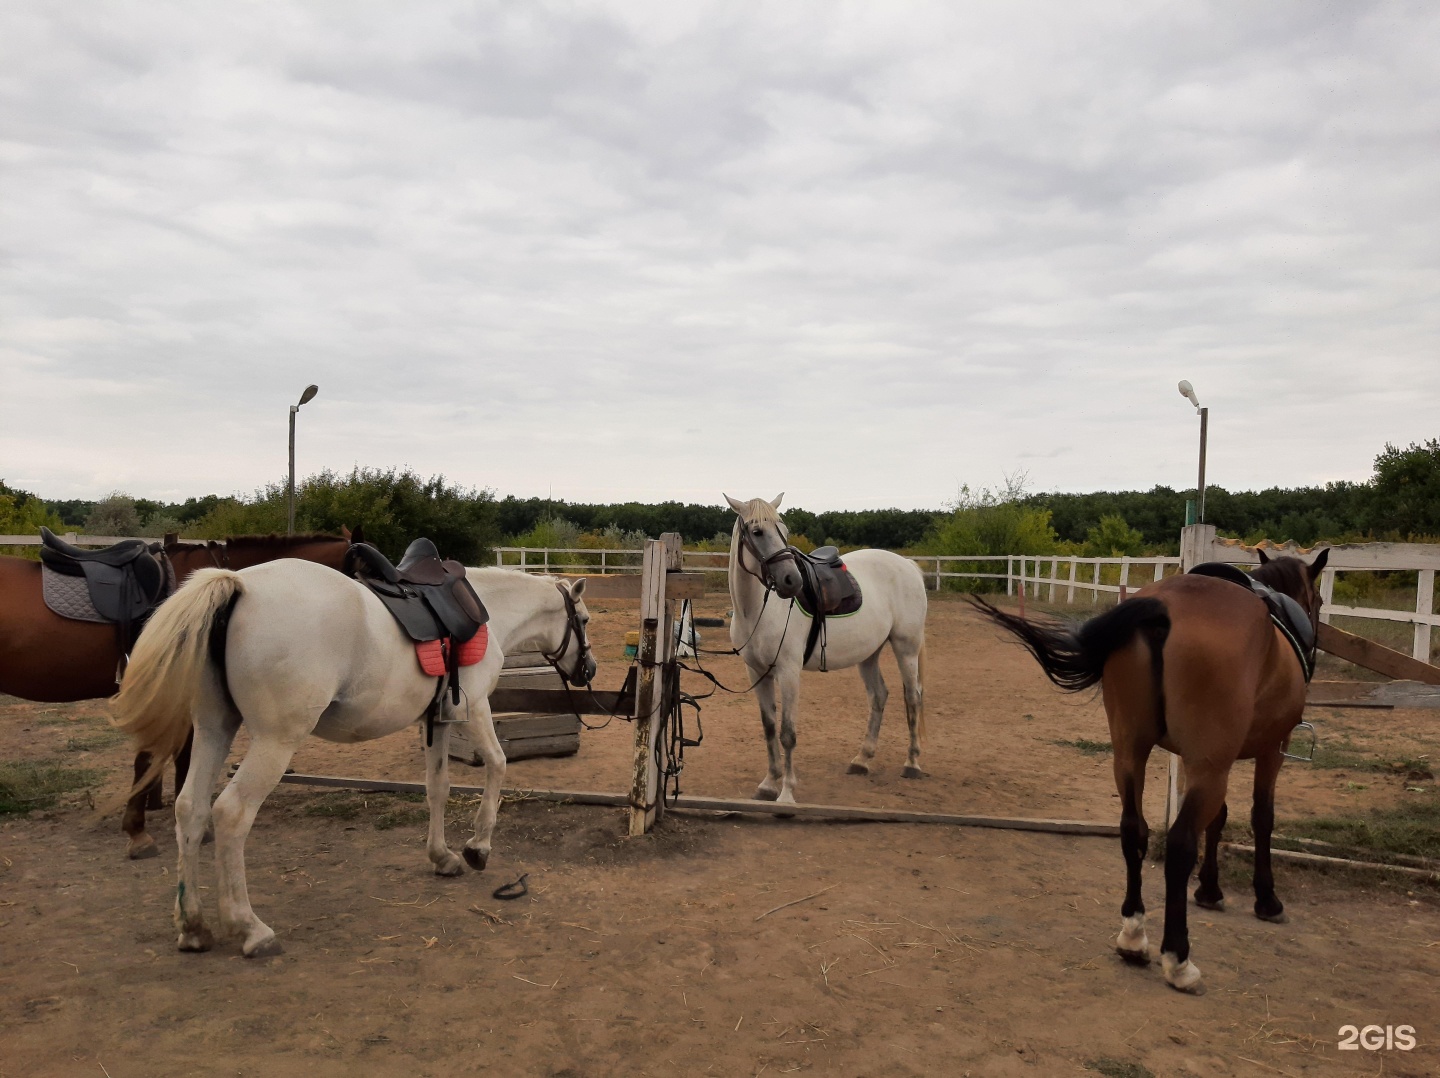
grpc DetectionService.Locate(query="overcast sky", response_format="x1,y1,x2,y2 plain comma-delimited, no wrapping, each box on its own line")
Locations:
2,2,1436,512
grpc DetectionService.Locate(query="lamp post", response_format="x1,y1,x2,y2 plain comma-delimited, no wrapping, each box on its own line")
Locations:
1177,379,1207,523
288,384,319,535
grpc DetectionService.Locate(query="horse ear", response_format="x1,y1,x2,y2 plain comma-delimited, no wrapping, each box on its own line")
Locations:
1256,548,1270,565
1308,547,1330,578
568,577,586,600
769,493,784,509
340,525,352,540
724,494,747,515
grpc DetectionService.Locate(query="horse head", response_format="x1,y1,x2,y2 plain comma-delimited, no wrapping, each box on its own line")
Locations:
724,492,805,598
548,577,598,687
1254,546,1330,636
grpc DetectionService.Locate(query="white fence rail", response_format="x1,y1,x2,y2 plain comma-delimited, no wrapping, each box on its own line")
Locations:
496,536,1439,662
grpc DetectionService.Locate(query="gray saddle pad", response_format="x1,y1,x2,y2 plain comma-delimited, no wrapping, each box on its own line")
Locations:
42,564,110,623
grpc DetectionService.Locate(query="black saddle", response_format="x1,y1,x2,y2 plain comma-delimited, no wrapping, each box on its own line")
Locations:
793,547,863,669
1188,561,1316,681
39,526,172,674
346,539,490,740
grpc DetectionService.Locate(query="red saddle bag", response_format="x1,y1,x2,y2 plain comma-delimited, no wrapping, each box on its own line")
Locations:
415,624,489,677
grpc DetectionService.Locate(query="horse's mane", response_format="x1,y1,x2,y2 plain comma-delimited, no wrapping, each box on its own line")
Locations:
1251,556,1310,599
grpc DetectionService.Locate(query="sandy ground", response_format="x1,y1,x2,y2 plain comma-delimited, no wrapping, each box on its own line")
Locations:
2,590,1438,1077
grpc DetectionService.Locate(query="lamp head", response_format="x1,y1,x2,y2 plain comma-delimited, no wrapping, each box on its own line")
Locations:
1177,379,1200,411
298,384,319,407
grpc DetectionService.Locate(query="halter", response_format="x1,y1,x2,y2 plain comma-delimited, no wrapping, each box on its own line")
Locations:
542,583,595,687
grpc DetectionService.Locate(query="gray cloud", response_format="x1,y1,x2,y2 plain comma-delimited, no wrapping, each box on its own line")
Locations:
2,1,1436,510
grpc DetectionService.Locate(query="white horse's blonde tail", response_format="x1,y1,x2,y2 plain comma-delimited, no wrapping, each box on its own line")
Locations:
112,568,244,793
917,640,927,743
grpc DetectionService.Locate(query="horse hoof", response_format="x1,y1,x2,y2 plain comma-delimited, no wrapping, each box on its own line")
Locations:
127,834,159,860
753,786,780,802
177,927,214,953
243,936,283,959
1115,915,1149,963
1116,946,1150,965
1194,894,1225,912
1162,954,1204,994
901,765,925,780
1255,908,1288,924
434,855,465,877
463,846,488,871
846,761,870,776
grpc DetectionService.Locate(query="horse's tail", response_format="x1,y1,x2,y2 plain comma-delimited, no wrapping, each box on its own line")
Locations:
112,568,244,793
967,594,1170,693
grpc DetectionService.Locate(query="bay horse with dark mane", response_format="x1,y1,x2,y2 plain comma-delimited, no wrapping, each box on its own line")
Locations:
970,547,1328,994
0,531,354,857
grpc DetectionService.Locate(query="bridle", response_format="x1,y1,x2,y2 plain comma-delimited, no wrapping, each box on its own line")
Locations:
736,518,802,593
542,583,595,687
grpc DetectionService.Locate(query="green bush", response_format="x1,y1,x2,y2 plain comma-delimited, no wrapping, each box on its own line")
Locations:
1081,515,1146,558
916,484,1060,592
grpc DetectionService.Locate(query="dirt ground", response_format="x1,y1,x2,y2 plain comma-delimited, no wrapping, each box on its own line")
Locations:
2,590,1438,1077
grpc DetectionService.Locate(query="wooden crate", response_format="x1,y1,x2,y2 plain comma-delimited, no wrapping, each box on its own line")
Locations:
449,652,582,765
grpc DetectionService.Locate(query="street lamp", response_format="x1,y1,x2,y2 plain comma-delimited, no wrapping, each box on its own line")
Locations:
288,384,319,535
1177,379,1207,524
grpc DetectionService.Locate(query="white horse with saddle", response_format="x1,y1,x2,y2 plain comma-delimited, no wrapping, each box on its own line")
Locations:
724,494,929,803
114,552,595,958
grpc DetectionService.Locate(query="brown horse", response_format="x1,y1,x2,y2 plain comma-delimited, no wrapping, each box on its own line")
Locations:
970,548,1328,994
0,531,354,857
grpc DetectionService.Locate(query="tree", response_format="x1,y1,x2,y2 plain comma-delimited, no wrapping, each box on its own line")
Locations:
85,493,142,537
1369,439,1440,537
1082,515,1146,557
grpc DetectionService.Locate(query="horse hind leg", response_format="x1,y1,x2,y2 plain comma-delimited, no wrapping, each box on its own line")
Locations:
847,650,888,776
173,712,240,953
1251,749,1287,923
424,723,465,877
1114,758,1151,964
123,751,161,860
211,736,301,957
1159,768,1229,994
1194,801,1228,911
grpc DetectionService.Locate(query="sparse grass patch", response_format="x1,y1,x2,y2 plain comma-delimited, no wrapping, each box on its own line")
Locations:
302,790,428,830
65,731,125,753
1086,1059,1154,1078
1310,737,1433,779
1053,738,1112,756
0,760,101,814
1278,792,1440,863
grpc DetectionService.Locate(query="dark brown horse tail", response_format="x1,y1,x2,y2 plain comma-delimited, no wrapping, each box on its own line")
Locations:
968,594,1170,695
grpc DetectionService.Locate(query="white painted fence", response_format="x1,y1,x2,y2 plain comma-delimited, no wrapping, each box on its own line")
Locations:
497,535,1439,662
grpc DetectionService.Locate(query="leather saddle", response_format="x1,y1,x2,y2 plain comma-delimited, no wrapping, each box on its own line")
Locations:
793,546,863,669
39,527,172,671
346,539,490,741
1188,561,1316,681
346,538,488,644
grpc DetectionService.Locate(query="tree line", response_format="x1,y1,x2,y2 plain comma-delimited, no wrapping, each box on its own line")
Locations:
5,437,1436,559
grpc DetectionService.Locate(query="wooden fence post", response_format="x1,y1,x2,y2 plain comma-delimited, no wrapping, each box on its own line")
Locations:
1066,557,1077,603
629,539,671,836
1416,569,1435,662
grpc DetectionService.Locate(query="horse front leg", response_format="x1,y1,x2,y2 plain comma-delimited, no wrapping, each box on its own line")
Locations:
1251,749,1287,923
753,672,784,801
423,721,464,877
460,700,505,873
896,639,924,779
847,650,887,776
776,670,801,804
1194,801,1228,911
